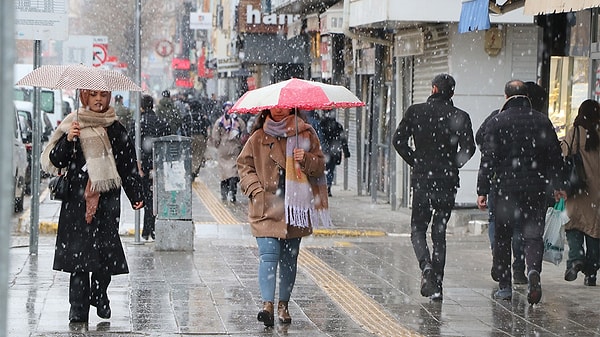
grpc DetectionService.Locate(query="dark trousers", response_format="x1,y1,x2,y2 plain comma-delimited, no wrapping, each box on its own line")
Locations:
69,272,111,317
325,159,336,187
566,229,600,276
487,191,525,274
493,191,546,289
220,177,239,200
141,174,155,238
410,181,456,285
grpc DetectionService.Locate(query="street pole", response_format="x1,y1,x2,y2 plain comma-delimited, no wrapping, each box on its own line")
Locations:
0,2,15,336
133,0,142,243
29,40,41,255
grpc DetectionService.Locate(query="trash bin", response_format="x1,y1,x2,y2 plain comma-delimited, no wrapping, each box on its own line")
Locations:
153,135,194,251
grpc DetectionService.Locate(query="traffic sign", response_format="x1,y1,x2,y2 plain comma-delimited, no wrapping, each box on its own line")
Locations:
156,40,174,57
92,44,108,67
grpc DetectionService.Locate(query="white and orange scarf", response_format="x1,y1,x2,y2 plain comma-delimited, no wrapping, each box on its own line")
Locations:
263,114,332,228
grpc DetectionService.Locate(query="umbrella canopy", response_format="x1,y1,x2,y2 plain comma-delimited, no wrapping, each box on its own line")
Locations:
16,64,143,92
229,78,364,114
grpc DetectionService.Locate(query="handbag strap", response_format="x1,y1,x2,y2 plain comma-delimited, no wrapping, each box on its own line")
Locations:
567,126,581,156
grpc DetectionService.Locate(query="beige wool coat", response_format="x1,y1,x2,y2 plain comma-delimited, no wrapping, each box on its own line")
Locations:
237,126,325,239
561,126,600,238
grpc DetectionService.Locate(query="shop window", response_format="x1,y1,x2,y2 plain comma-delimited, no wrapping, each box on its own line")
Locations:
548,56,590,138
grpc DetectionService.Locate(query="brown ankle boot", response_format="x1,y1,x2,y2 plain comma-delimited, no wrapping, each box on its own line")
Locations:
257,301,274,327
277,301,291,323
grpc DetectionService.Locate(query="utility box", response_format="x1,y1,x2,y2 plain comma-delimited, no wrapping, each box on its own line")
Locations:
153,135,194,251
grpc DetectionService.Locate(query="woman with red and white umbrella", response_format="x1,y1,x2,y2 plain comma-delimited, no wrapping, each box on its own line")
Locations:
235,78,363,327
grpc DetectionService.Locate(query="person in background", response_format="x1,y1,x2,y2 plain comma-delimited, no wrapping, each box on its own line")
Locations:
41,89,144,323
181,99,212,179
237,107,330,327
319,111,350,197
113,94,132,130
560,99,600,286
393,73,476,302
212,101,246,202
129,95,171,240
477,79,566,304
156,89,181,134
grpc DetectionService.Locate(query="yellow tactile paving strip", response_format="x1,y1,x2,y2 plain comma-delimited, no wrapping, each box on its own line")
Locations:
299,249,423,337
192,180,239,224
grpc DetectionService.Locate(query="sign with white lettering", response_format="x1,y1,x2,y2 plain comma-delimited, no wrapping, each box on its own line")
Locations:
190,12,212,30
238,0,300,34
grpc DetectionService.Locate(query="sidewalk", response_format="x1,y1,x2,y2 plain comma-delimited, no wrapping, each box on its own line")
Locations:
8,158,600,336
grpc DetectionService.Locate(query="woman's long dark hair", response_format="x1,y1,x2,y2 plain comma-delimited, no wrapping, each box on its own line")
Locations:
250,108,299,135
574,99,600,151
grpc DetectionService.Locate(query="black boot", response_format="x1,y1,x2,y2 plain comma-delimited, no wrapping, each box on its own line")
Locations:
69,272,90,323
90,273,112,319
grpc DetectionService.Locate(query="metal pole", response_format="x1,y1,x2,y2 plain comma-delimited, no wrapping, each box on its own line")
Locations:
133,0,142,243
0,1,16,335
29,41,42,255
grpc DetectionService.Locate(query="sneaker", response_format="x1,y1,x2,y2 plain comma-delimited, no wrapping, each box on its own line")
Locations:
420,266,436,297
513,271,528,285
430,288,443,302
493,287,512,300
527,270,542,305
564,262,583,282
584,275,597,286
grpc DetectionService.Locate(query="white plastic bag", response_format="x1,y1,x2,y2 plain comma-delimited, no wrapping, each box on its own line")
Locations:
543,198,569,265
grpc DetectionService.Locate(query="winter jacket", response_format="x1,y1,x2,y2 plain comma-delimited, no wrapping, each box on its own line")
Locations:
213,115,246,180
393,93,475,185
49,122,144,274
320,116,350,165
237,127,325,239
129,109,171,174
561,126,600,238
477,96,565,196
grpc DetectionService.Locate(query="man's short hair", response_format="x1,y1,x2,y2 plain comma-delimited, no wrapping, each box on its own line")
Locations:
115,94,123,101
432,73,456,96
504,80,528,98
141,95,154,110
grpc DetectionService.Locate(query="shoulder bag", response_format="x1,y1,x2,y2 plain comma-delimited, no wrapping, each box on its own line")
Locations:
565,126,587,196
48,168,69,201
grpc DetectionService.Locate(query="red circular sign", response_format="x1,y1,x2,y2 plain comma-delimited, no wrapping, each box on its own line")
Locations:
155,40,174,57
92,44,108,67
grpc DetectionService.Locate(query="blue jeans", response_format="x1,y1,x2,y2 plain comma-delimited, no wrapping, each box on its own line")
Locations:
256,237,302,302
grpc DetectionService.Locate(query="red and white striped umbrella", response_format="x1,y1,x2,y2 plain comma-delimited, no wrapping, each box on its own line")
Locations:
16,64,143,92
230,78,364,114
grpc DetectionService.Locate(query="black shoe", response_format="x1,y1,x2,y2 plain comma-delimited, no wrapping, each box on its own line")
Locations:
513,271,528,285
527,270,542,305
429,284,443,302
151,231,155,240
69,306,88,323
142,234,149,240
327,186,332,197
584,275,597,286
420,266,436,297
564,262,583,281
96,301,111,319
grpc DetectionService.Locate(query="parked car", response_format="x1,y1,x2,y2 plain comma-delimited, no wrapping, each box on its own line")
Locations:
13,103,28,213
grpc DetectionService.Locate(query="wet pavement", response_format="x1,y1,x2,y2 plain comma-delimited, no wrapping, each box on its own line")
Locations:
8,151,600,337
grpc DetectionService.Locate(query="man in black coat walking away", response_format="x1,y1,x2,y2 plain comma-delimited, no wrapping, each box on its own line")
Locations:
319,111,350,197
393,73,475,301
476,80,566,304
130,95,171,240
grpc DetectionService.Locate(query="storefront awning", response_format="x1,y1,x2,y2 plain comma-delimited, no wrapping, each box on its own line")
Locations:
458,0,491,33
524,0,600,15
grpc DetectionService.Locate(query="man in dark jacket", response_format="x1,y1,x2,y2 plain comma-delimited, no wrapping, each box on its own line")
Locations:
181,99,212,179
129,95,171,240
319,111,350,197
393,73,475,301
476,80,566,304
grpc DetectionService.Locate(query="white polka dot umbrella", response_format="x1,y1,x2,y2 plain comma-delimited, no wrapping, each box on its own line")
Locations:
229,78,364,114
15,64,143,91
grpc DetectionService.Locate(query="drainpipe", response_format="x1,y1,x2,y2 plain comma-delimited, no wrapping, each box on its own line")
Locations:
342,0,393,47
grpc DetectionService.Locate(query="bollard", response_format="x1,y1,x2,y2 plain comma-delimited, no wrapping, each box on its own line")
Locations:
153,135,194,251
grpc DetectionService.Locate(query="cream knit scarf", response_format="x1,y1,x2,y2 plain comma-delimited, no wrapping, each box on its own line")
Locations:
263,114,332,228
41,107,122,192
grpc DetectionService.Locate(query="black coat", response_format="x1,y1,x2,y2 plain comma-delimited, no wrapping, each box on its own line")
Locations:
129,109,171,174
476,96,565,196
393,93,476,185
49,122,143,274
319,116,350,165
